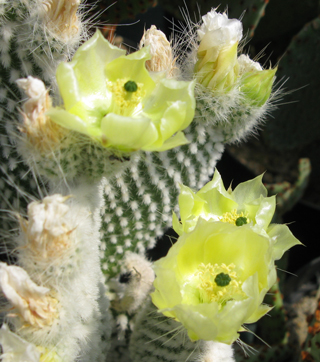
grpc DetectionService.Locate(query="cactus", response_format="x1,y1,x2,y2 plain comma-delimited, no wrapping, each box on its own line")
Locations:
0,2,307,362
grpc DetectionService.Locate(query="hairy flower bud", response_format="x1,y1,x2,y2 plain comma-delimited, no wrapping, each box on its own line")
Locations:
238,54,277,106
194,10,242,92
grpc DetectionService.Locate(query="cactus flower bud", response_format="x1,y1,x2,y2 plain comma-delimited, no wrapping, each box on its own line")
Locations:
194,10,242,92
238,54,277,106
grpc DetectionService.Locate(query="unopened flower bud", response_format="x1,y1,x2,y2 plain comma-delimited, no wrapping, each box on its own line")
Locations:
194,10,242,92
238,54,277,107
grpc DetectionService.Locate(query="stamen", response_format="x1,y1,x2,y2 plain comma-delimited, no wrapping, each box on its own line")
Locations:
219,209,249,226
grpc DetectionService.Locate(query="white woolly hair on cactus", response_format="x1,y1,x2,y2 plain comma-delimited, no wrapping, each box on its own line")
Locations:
195,341,235,362
109,252,155,322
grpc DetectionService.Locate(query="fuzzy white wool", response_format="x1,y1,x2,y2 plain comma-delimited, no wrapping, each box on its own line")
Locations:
197,10,243,47
0,324,40,362
197,341,235,362
110,252,155,315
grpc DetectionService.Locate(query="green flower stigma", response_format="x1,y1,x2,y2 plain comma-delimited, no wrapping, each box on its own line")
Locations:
235,216,248,226
124,80,138,92
219,209,250,226
214,272,231,287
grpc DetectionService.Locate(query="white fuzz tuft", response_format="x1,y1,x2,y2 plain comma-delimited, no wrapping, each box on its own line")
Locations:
16,194,78,285
110,252,155,315
16,76,49,121
196,341,235,362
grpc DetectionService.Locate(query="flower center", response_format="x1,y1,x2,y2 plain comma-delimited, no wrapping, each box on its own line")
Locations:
195,263,245,308
108,79,145,116
219,209,249,226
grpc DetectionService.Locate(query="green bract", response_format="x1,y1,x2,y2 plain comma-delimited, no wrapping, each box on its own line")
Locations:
173,168,276,237
47,30,196,153
151,219,275,344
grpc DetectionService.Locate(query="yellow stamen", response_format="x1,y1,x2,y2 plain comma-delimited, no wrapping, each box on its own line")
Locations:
219,209,249,226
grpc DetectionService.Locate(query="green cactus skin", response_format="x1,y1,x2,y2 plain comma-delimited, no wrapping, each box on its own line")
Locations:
100,121,225,279
252,0,319,47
